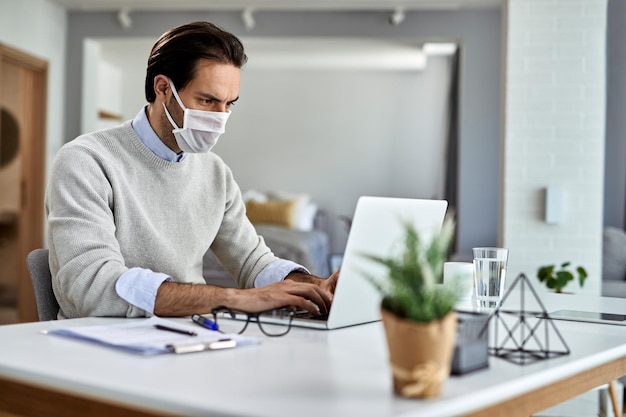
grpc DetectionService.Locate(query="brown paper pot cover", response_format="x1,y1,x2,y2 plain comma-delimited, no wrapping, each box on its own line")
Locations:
381,309,457,398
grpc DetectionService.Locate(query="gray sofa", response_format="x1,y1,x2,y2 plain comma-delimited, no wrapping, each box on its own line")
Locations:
602,226,626,297
203,224,330,288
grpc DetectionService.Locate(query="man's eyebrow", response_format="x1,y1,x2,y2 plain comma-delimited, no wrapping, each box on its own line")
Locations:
196,92,239,104
196,92,219,101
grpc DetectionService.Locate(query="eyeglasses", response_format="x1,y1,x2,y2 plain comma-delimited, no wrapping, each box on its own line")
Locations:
210,306,296,337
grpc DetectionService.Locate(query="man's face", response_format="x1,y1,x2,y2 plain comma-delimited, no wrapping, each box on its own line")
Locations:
172,59,240,114
156,59,240,153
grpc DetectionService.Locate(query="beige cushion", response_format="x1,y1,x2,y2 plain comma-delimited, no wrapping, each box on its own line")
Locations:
246,200,297,228
266,191,317,231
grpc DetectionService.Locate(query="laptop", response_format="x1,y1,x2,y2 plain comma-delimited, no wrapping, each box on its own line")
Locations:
241,196,448,330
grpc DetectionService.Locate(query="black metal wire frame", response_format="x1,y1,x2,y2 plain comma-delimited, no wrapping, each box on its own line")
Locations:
484,273,571,365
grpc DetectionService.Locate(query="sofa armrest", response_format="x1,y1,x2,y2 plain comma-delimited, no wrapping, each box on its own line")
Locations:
203,225,331,287
255,225,330,277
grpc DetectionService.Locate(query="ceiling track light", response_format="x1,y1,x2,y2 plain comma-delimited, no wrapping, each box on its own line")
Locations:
388,7,406,26
117,8,132,30
242,8,256,31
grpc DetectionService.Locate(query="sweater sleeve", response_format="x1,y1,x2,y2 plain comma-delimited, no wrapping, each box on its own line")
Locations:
46,143,146,318
208,164,278,289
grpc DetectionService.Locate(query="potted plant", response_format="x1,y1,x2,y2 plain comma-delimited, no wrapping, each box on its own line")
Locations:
363,216,458,399
537,262,588,294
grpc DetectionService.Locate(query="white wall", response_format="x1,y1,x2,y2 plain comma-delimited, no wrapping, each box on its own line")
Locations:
502,0,607,295
223,60,453,251
82,39,100,134
99,38,151,124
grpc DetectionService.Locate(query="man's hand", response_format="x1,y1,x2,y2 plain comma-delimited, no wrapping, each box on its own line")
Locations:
229,279,332,315
284,269,340,310
320,269,339,294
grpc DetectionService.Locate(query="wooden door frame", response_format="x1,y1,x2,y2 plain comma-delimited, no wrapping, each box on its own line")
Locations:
0,44,48,322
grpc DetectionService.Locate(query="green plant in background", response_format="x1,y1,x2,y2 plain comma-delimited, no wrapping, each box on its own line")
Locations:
362,216,458,323
537,262,588,293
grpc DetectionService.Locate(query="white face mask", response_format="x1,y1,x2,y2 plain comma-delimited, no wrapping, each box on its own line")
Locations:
162,79,230,153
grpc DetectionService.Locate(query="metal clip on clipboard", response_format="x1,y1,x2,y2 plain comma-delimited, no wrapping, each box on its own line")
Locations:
167,338,237,354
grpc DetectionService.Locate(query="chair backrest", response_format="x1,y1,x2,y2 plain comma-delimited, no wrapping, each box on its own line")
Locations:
26,248,59,321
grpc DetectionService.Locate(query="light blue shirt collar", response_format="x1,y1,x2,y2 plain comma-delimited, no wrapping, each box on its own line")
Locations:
131,106,185,162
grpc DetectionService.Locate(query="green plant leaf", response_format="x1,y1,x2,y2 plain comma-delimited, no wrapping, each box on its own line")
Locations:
537,265,554,282
577,266,588,287
555,271,573,290
361,215,458,323
536,262,587,292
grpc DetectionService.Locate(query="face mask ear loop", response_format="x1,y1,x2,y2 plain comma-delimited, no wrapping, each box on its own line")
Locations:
168,79,187,111
162,103,182,130
163,79,187,130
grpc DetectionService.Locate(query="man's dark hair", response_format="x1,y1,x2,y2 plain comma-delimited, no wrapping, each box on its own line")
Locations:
145,21,247,102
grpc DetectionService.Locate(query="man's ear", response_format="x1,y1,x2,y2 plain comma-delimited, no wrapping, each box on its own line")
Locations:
153,75,170,101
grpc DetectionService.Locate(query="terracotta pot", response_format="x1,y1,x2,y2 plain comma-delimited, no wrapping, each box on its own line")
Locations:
381,308,457,398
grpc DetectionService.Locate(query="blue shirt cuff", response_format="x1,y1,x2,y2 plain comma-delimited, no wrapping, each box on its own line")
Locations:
115,267,172,314
254,259,309,288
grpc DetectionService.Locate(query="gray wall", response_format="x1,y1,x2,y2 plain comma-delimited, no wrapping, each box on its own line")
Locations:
65,9,503,257
605,0,626,229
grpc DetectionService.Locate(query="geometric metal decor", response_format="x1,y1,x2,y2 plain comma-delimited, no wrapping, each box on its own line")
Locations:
485,273,570,365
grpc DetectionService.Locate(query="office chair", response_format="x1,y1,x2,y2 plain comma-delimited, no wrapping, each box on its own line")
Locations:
26,248,59,321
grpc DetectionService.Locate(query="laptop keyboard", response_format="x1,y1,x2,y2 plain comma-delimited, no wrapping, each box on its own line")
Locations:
293,309,329,321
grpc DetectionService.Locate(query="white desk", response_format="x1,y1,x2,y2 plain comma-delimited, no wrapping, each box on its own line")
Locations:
1,292,626,417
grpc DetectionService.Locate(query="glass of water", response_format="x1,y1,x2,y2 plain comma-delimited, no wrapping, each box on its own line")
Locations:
472,247,509,309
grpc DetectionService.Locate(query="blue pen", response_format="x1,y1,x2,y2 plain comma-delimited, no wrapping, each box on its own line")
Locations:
191,313,219,331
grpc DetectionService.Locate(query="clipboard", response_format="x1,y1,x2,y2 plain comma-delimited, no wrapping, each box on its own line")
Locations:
167,338,237,354
45,316,258,355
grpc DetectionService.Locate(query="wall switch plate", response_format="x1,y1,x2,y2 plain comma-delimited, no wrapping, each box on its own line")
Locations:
545,185,564,224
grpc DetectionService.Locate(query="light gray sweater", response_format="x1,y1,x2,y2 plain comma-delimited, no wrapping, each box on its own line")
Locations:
46,122,276,318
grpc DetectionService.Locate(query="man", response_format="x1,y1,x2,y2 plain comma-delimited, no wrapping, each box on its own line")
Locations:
46,21,337,319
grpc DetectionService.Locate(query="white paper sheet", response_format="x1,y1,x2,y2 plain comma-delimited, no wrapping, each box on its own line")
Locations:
46,316,259,355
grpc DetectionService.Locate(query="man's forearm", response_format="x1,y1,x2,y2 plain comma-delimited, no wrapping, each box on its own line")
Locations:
154,281,237,316
285,271,323,285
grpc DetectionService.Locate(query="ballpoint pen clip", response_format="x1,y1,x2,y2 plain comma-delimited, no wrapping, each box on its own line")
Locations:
192,313,219,331
154,324,197,337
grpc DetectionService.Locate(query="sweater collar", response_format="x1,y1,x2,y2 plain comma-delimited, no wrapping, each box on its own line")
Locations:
131,106,185,163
